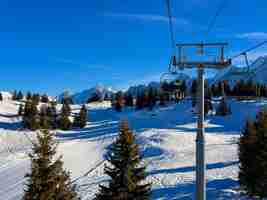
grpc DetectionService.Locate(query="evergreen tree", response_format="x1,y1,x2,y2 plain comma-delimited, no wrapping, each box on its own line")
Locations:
159,92,165,106
216,97,231,116
26,92,32,101
0,92,3,101
239,110,267,198
22,100,40,130
39,105,52,129
32,94,40,105
147,87,156,110
47,102,58,129
95,120,151,200
41,94,49,103
12,90,17,101
23,130,79,200
74,105,87,128
18,104,24,116
180,80,187,98
59,101,72,130
204,99,213,116
191,80,197,107
125,93,134,107
114,91,124,112
16,91,24,101
239,120,258,197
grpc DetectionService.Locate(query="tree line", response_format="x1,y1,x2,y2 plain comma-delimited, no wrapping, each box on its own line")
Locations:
18,93,87,131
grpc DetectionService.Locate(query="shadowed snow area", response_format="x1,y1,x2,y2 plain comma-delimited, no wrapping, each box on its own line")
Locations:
1,98,267,199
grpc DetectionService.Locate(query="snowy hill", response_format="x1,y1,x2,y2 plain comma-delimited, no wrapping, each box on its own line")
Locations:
213,55,267,85
1,96,267,199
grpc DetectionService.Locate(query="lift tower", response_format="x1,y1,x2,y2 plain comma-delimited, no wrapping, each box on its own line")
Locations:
171,42,231,200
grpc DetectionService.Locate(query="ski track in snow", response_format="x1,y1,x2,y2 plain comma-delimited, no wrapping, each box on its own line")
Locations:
0,99,267,199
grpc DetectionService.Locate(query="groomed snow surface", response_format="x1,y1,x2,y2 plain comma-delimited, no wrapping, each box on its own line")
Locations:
0,98,266,200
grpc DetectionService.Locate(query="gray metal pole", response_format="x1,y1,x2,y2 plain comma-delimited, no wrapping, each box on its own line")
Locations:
196,66,206,200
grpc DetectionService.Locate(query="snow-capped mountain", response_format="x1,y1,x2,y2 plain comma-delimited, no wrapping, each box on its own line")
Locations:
58,85,115,104
213,55,267,85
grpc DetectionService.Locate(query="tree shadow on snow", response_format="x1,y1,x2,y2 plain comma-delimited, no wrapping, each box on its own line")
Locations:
149,161,239,176
152,178,239,200
0,121,22,130
56,120,119,141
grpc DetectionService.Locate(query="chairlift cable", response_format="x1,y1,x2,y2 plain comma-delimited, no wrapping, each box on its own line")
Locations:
206,0,228,37
230,40,267,60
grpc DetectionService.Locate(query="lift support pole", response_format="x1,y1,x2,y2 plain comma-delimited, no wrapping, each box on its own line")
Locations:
196,65,205,200
171,42,231,200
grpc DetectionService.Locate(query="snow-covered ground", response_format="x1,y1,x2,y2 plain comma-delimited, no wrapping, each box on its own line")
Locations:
0,98,266,199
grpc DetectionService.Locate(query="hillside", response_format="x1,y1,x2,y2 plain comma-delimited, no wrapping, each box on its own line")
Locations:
0,97,266,199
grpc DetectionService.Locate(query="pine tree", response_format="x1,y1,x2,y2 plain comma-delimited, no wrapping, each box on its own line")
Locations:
114,91,124,112
191,80,197,107
204,99,213,116
17,91,24,101
239,120,258,196
32,94,40,105
216,97,231,116
39,105,52,129
23,130,79,200
12,90,17,101
148,87,156,110
18,104,24,116
74,105,87,128
41,94,49,103
59,103,72,130
0,92,3,101
135,94,144,110
22,100,40,130
239,110,267,198
26,92,32,101
159,92,165,106
95,120,151,200
125,93,134,107
47,102,58,129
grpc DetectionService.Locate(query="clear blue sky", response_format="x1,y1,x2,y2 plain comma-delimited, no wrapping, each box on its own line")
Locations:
1,0,267,95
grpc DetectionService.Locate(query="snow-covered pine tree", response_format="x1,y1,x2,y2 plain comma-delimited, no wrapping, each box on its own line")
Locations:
23,129,79,200
74,105,87,128
95,120,151,200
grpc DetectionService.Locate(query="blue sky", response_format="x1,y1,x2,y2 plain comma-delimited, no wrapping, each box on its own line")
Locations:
1,0,267,95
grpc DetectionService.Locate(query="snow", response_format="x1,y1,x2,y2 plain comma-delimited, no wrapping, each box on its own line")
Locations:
0,98,266,199
58,85,115,104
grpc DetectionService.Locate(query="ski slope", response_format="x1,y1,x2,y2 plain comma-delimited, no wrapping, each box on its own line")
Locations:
0,98,266,199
